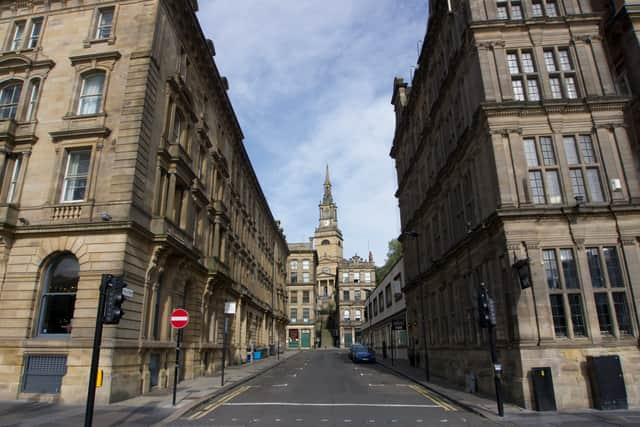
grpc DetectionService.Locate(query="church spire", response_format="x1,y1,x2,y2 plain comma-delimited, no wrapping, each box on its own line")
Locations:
323,164,333,204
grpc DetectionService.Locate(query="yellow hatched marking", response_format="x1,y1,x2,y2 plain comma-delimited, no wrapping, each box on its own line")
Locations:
188,386,251,420
409,384,457,412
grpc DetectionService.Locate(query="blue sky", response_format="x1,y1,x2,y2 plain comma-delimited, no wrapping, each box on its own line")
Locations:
198,1,429,265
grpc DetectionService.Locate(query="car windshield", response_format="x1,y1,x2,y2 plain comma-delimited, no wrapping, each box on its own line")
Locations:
353,345,368,352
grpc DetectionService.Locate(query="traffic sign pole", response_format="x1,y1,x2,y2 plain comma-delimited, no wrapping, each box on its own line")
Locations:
170,308,189,407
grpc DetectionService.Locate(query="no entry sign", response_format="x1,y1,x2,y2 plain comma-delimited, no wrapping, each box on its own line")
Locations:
170,308,189,329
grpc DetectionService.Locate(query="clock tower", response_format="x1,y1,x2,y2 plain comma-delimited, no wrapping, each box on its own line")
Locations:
313,165,343,260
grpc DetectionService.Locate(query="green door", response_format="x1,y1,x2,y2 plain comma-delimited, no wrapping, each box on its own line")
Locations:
301,330,311,348
344,333,353,348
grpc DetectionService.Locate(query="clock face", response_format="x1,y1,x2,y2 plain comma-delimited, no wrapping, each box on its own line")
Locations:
323,220,330,226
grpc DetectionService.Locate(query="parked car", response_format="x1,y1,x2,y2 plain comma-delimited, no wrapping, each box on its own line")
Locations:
349,344,375,363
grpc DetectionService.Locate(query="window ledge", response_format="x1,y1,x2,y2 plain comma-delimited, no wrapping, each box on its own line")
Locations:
62,112,107,121
50,125,110,142
82,37,117,48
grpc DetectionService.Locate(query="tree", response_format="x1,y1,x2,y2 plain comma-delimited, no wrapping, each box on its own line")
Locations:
375,239,403,282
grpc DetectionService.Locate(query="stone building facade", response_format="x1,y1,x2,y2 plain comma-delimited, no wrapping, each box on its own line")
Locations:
391,0,640,410
0,0,288,404
337,253,376,348
362,258,406,362
286,243,317,349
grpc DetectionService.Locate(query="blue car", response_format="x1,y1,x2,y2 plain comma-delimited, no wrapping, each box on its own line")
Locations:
350,344,376,363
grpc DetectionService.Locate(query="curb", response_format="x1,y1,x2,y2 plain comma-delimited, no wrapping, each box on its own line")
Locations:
375,361,494,420
155,352,301,425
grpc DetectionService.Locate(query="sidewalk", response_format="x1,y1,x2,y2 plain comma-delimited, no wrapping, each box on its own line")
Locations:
0,351,298,427
377,357,640,426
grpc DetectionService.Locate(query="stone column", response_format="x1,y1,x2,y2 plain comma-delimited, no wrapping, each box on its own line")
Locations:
166,172,177,221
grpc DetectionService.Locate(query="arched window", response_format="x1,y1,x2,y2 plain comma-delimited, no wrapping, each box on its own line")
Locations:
0,81,23,120
38,254,79,335
77,71,105,115
355,310,362,321
321,239,330,246
343,310,350,321
25,78,40,121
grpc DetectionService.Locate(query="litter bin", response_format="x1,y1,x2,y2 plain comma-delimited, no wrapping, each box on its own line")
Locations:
253,351,262,361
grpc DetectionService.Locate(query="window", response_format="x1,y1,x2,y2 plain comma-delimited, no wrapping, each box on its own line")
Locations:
564,136,604,202
353,272,360,282
61,149,91,202
302,290,309,304
373,297,378,315
290,291,298,304
543,248,585,338
302,272,310,283
587,246,633,336
544,48,578,99
290,260,298,270
0,82,23,120
25,79,40,122
27,18,43,48
290,308,297,323
303,308,310,323
354,290,361,301
507,50,540,101
342,272,349,283
496,1,523,19
38,254,79,335
9,21,25,51
378,294,384,312
343,290,349,301
524,137,562,204
343,310,350,321
77,72,105,115
290,272,298,284
302,260,310,271
355,310,362,321
532,1,544,16
95,7,114,39
364,272,371,283
5,154,22,203
545,1,558,17
385,284,392,307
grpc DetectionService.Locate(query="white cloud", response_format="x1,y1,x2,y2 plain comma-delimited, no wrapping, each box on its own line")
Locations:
198,0,428,264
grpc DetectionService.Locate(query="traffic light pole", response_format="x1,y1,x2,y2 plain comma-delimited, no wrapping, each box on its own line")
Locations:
488,324,504,417
84,276,109,427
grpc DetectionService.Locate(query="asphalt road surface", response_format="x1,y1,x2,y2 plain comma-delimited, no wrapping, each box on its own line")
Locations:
177,350,498,427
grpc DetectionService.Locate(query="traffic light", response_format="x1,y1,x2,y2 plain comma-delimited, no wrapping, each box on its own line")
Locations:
103,275,128,324
478,284,497,329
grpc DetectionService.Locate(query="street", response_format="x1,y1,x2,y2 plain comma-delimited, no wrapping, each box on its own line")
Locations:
177,350,495,427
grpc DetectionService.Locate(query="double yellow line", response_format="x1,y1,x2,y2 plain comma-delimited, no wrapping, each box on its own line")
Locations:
409,384,457,411
188,385,251,420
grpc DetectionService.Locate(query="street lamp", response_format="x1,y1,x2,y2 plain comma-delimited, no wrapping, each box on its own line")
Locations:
401,231,430,382
221,301,237,386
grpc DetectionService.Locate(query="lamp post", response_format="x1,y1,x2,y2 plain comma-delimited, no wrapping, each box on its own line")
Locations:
402,231,430,382
221,301,237,386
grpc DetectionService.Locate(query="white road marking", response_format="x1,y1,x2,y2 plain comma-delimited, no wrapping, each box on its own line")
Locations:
440,420,449,423
275,419,281,422
296,418,303,422
272,383,288,387
321,419,329,422
417,420,424,423
368,420,376,423
391,420,398,423
368,384,385,387
223,402,441,408
344,420,352,423
231,418,238,422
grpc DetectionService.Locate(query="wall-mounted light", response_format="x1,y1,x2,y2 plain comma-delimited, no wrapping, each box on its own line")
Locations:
513,253,532,290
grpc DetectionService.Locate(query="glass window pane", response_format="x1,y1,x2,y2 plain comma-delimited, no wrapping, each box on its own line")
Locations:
512,79,525,101
594,293,613,335
546,1,558,17
524,138,539,167
521,52,535,72
612,292,632,335
527,79,540,101
78,73,105,115
512,4,523,19
578,135,595,163
96,8,114,39
587,169,604,202
11,22,25,50
544,50,556,72
540,137,556,165
497,5,508,19
529,171,546,204
532,2,543,17
586,248,605,288
26,79,40,121
550,77,563,98
568,294,586,337
558,49,572,71
563,137,579,164
565,76,578,98
549,295,567,337
560,249,579,289
39,256,79,335
543,250,560,289
0,83,23,120
546,171,562,204
507,53,519,74
603,247,624,288
569,169,586,200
